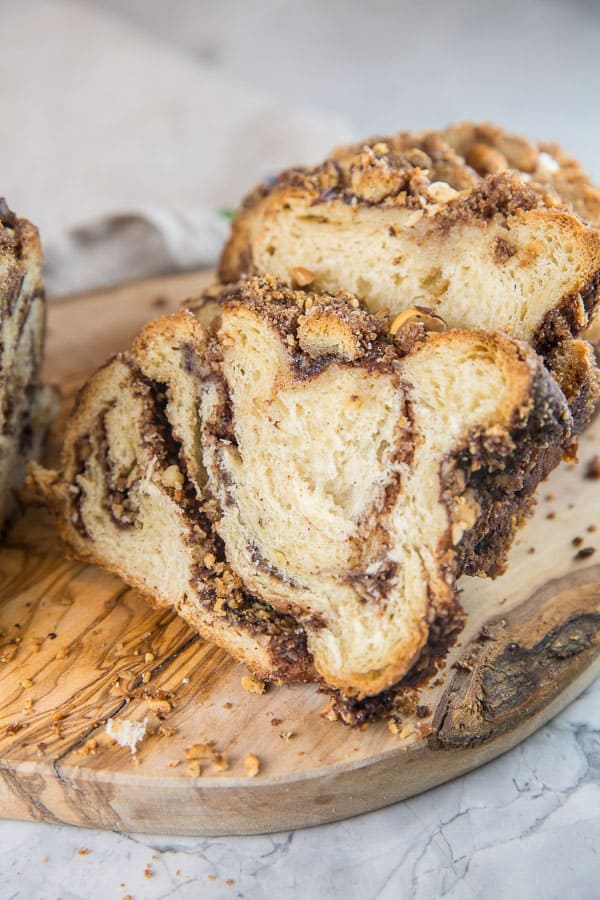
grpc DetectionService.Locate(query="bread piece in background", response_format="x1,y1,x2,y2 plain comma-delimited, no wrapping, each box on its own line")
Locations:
0,200,53,534
219,124,600,430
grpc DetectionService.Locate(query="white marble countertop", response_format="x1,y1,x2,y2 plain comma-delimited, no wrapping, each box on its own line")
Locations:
2,677,599,899
2,1,600,896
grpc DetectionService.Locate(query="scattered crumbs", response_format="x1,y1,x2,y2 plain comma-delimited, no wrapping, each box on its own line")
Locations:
181,677,190,685
41,857,48,863
144,652,155,663
31,642,41,653
545,511,556,520
151,855,157,860
270,717,282,727
22,699,34,714
158,725,176,738
212,753,230,773
297,751,305,757
77,848,90,856
568,503,576,510
584,455,600,480
208,874,217,881
168,760,181,768
226,879,234,887
279,731,295,741
244,753,260,777
152,295,168,309
527,547,536,555
359,722,369,732
142,672,151,684
573,536,584,547
148,699,172,719
399,722,414,740
320,700,338,722
48,632,57,640
55,647,69,660
241,675,266,694
588,524,597,533
223,702,233,710
574,547,596,561
78,738,98,757
187,761,202,778
388,720,399,735
20,678,33,689
185,742,216,761
144,863,154,879
544,493,555,502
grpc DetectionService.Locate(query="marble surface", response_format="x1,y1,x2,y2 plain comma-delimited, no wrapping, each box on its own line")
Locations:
2,677,599,899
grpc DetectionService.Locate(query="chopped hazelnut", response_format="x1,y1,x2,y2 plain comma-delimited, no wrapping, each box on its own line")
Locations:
291,266,316,287
241,675,266,694
244,753,260,777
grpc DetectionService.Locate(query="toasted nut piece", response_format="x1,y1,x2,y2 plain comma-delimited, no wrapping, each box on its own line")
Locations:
162,465,184,489
389,306,447,335
291,266,316,287
244,753,260,777
427,181,459,204
466,143,508,175
241,674,266,694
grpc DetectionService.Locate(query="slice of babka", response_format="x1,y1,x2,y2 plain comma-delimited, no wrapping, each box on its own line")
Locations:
33,277,570,699
218,125,600,430
0,199,52,533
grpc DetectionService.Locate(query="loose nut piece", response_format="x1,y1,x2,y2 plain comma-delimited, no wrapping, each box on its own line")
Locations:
244,753,260,777
291,266,316,287
389,306,447,335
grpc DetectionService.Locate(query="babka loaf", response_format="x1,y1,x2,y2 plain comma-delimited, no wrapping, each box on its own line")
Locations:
218,124,600,429
33,277,570,698
0,200,51,533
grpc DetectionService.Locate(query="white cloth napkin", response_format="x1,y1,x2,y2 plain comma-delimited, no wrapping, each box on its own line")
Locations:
0,0,351,296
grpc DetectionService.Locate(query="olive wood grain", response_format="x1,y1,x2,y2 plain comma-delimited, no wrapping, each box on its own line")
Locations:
0,269,599,835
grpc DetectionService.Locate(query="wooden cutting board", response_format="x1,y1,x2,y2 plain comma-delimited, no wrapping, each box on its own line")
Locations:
1,270,600,836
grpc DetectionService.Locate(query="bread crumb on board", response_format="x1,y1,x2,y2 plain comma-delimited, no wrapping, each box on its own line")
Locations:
241,674,266,694
244,753,261,777
105,717,149,755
